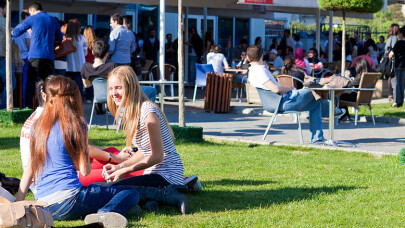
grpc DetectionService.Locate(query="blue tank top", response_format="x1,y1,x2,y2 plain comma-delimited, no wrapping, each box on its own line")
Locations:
35,121,83,200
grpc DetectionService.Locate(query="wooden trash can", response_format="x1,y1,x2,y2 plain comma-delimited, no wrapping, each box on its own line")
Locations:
204,73,233,113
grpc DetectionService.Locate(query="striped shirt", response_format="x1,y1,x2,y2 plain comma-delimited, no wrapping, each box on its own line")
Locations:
132,102,184,185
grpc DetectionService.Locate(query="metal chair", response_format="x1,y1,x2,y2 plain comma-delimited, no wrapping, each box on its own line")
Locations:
339,72,381,126
256,88,304,144
193,63,214,102
88,77,108,130
149,64,176,97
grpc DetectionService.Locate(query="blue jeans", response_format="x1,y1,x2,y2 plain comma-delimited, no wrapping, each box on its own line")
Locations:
393,68,405,104
46,184,139,221
188,56,198,85
140,85,157,103
0,57,16,109
280,89,324,141
65,72,84,100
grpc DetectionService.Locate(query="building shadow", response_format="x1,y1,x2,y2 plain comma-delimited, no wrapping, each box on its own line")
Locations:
187,185,361,213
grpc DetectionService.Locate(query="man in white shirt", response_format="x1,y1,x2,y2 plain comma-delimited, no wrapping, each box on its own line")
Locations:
247,45,324,143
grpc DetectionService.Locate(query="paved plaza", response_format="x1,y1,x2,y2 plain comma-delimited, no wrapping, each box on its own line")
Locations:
85,89,405,156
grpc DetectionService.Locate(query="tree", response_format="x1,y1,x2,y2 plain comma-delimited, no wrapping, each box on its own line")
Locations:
318,0,384,74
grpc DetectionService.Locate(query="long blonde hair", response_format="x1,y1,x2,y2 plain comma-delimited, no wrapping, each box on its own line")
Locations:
83,25,97,50
107,66,173,147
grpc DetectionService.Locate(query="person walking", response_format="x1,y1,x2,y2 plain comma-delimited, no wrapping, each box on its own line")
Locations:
11,1,63,108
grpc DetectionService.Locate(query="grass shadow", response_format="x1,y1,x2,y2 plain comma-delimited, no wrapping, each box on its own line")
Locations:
204,179,276,186
188,185,361,213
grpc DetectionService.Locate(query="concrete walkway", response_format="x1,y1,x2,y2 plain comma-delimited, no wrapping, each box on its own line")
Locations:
85,90,405,156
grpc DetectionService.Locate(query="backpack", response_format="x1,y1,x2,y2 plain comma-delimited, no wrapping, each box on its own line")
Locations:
0,172,20,195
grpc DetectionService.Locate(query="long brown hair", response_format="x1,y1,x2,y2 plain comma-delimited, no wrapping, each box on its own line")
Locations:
107,66,173,147
30,76,89,182
83,25,97,50
66,18,81,41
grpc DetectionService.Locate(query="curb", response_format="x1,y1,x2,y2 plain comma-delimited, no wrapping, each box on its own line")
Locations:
203,135,399,156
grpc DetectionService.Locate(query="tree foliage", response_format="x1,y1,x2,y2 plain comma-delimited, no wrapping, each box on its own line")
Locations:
318,0,384,13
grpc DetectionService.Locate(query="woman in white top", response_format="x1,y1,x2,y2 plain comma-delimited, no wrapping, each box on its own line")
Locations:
65,18,88,98
207,45,229,73
367,39,379,66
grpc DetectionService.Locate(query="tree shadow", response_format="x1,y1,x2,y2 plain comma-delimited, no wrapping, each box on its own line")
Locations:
188,185,362,213
204,179,276,186
0,137,20,150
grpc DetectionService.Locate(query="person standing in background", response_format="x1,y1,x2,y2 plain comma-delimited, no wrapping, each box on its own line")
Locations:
65,19,87,100
12,1,63,108
386,24,399,102
83,25,98,103
143,28,159,65
108,14,136,66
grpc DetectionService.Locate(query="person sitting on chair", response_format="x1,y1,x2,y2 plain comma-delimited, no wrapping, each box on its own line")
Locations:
246,45,325,143
81,40,157,113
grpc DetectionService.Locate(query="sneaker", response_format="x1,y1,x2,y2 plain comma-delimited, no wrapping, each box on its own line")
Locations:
334,108,346,118
86,99,92,104
189,180,202,193
84,212,127,228
184,175,198,189
310,138,326,145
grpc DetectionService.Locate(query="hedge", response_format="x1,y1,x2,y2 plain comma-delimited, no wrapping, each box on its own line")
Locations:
0,108,33,124
318,0,384,13
171,125,203,142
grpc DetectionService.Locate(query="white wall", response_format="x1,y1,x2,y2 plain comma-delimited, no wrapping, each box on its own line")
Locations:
249,18,265,48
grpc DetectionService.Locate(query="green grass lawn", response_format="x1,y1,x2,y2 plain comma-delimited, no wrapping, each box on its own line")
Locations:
355,102,405,118
1,123,405,227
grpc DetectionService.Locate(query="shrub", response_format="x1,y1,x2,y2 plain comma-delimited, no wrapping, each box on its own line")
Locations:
400,148,405,165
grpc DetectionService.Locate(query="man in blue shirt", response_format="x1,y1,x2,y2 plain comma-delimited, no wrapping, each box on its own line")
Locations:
108,14,136,66
12,1,63,108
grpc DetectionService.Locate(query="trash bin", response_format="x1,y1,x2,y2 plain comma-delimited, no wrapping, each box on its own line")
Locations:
204,72,233,113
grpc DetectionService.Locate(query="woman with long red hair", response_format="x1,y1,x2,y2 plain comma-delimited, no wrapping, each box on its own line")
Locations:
16,75,139,227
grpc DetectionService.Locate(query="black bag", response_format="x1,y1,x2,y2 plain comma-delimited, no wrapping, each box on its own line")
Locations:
376,55,394,77
0,172,20,195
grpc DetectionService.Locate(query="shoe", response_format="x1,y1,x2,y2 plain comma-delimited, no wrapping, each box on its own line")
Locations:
392,103,403,108
334,108,346,118
184,175,198,189
125,204,141,216
310,138,326,144
144,200,159,211
84,212,127,228
132,185,188,214
189,180,202,193
86,100,92,104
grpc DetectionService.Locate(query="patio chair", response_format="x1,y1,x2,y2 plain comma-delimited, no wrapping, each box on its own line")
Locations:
256,88,304,144
339,72,381,126
149,64,176,97
88,77,108,130
276,74,304,89
141,60,153,81
193,63,214,102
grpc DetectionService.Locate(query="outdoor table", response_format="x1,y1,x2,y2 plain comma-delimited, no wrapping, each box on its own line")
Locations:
138,80,179,112
224,68,248,74
224,68,248,101
310,87,376,147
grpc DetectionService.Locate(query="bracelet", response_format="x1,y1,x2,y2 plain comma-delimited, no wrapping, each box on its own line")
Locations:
107,152,112,163
121,163,125,169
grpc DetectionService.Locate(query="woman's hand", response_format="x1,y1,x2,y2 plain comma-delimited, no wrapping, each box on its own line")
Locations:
107,168,127,182
103,163,119,175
